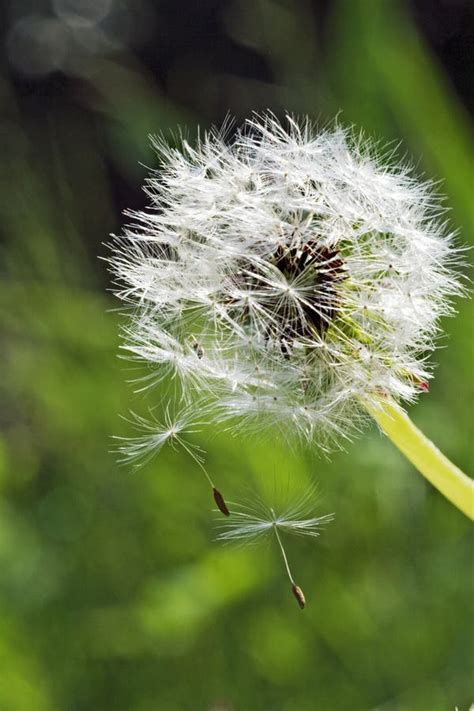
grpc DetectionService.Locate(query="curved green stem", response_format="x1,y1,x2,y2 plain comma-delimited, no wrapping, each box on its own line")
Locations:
364,399,474,520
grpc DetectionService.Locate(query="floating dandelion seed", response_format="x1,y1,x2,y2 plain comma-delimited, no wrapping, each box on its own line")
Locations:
109,113,473,519
216,487,334,608
115,405,230,515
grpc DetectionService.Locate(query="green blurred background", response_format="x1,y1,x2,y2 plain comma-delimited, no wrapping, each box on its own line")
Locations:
0,1,473,709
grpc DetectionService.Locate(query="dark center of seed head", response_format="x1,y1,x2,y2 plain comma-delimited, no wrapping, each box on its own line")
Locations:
271,240,346,343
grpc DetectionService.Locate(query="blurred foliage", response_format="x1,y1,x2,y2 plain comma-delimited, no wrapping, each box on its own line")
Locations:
0,0,473,709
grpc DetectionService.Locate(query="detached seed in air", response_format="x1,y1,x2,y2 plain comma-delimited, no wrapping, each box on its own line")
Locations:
292,583,306,610
213,487,230,516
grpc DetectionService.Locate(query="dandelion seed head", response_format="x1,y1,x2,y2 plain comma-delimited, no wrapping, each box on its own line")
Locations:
110,113,464,458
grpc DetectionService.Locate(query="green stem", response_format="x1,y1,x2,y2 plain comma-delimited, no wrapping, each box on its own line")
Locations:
364,399,473,520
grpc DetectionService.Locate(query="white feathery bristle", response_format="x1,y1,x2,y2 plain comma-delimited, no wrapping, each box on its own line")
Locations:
215,486,334,543
114,404,206,467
